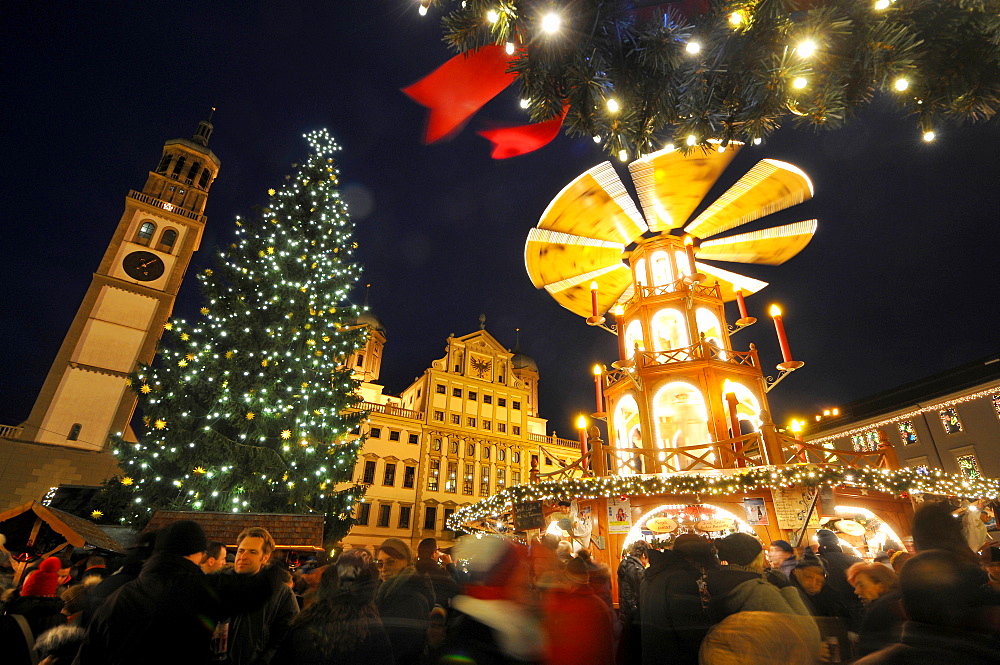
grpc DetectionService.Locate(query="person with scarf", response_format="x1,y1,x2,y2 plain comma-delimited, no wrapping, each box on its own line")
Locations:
374,538,433,664
435,535,545,665
273,550,393,665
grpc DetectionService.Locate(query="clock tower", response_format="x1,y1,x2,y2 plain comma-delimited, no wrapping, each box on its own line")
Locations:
20,116,220,450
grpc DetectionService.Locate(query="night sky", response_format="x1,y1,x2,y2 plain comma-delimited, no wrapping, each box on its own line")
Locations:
3,2,998,439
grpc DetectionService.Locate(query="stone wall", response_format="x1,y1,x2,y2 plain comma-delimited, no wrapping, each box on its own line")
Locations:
0,437,118,511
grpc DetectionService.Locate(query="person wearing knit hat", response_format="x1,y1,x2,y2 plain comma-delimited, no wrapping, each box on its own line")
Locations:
790,549,853,624
435,535,545,665
767,539,798,579
22,557,62,597
76,519,284,665
3,557,67,662
539,554,616,665
374,536,433,664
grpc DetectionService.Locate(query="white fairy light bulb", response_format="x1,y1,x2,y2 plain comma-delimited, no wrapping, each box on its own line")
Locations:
874,0,890,9
686,134,697,146
753,137,762,145
894,77,909,91
487,9,500,23
793,77,808,89
505,41,515,55
729,11,744,27
592,135,602,143
798,40,817,57
922,130,935,142
618,149,628,162
541,13,561,33
686,41,701,54
606,98,619,113
418,4,428,16
519,98,530,109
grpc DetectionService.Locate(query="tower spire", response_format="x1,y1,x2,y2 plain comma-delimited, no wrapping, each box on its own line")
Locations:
192,107,215,147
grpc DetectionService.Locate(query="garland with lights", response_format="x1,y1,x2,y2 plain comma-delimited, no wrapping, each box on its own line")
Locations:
412,0,1000,158
95,130,370,542
447,465,1000,530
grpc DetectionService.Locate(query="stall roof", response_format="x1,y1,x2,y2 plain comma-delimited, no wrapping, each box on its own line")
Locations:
0,500,125,555
143,511,325,551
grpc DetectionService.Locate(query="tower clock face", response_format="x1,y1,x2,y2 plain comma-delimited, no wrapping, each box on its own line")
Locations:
122,250,165,282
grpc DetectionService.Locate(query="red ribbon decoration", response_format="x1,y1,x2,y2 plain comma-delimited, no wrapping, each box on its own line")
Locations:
478,107,568,159
402,44,517,144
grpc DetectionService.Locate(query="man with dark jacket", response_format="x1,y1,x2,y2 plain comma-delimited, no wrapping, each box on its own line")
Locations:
855,550,1000,664
219,527,299,665
83,530,158,627
74,520,283,665
376,537,434,664
617,540,648,665
816,528,864,628
415,537,460,608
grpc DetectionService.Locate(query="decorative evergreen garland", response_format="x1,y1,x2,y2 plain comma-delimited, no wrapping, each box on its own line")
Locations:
447,464,1000,529
420,0,1000,157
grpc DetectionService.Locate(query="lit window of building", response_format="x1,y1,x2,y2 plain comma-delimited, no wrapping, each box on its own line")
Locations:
940,407,963,434
898,421,918,446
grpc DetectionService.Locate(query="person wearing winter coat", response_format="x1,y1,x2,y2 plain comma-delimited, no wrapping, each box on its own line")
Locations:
272,550,394,665
766,540,797,579
542,555,616,665
616,540,648,665
847,561,904,657
639,535,716,665
1,557,67,665
414,537,460,609
374,537,433,664
74,520,285,665
815,528,865,629
83,530,157,626
434,535,544,665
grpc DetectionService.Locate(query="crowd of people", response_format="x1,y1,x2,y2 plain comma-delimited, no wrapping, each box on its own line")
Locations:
1,500,999,664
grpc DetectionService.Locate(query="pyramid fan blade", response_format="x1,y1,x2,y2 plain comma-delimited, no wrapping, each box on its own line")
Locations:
524,228,626,289
543,265,632,318
683,159,814,239
695,262,768,302
629,143,741,232
697,220,818,266
538,161,647,245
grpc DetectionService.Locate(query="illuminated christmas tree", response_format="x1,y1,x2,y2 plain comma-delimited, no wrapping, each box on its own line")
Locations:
98,130,369,542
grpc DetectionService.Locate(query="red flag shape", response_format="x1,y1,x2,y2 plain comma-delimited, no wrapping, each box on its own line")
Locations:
402,45,516,143
478,109,567,159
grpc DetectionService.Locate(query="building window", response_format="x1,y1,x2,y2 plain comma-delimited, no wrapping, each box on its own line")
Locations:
498,448,505,461
424,506,437,530
513,426,521,436
482,446,490,459
450,441,459,454
356,502,371,525
198,169,211,188
498,423,506,433
408,433,419,445
993,394,1000,419
436,384,446,394
512,451,520,463
512,471,521,485
383,463,396,486
463,464,474,495
377,504,392,527
403,465,416,488
513,401,521,410
428,460,440,491
158,228,178,253
443,508,455,532
545,457,553,466
453,388,462,397
136,221,156,245
498,398,507,407
483,395,492,404
467,417,476,427
940,407,964,434
850,431,880,453
465,443,475,456
432,438,442,451
389,430,401,442
66,423,82,441
480,467,490,496
356,353,365,367
497,468,506,490
445,462,458,493
171,155,187,177
483,420,492,431
398,505,411,529
369,427,382,439
451,414,461,425
956,453,983,480
434,411,444,421
362,460,376,484
906,456,930,473
468,391,477,401
157,154,172,173
898,421,919,446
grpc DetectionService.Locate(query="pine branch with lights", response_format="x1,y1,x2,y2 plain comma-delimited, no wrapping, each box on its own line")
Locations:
96,130,370,543
413,0,1000,157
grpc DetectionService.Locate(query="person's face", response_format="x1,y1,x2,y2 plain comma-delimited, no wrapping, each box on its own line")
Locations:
767,546,791,567
57,567,72,585
376,550,407,581
853,573,887,602
201,546,228,574
234,536,270,574
986,562,1000,583
793,567,825,595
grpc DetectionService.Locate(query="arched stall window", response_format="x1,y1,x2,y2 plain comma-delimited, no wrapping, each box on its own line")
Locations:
650,250,673,288
722,379,762,438
651,381,712,471
695,308,726,360
650,308,689,358
624,319,644,363
633,258,647,288
613,394,643,475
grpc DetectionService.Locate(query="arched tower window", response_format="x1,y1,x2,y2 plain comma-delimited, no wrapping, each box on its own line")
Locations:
613,394,643,475
186,161,201,184
722,380,762,436
695,308,726,359
624,319,644,361
157,228,178,253
650,250,673,288
652,381,712,471
67,423,82,441
171,155,186,178
650,308,689,356
633,258,647,288
156,154,172,173
136,221,156,246
198,169,211,189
